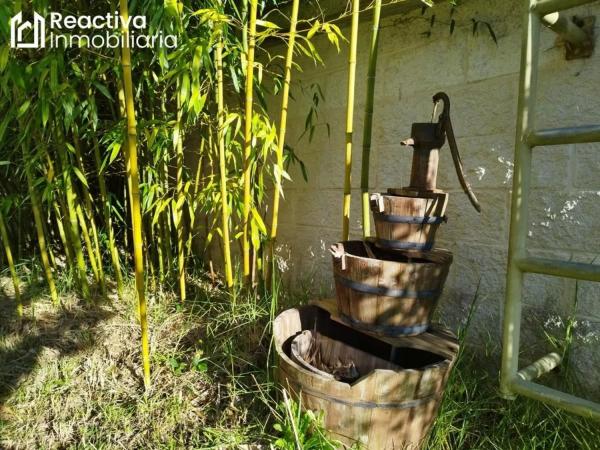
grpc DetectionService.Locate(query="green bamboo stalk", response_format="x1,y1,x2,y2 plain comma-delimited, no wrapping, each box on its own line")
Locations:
119,0,151,389
72,133,106,295
242,0,258,282
22,144,59,304
342,0,360,241
215,25,234,288
186,144,204,260
269,0,299,264
55,137,91,301
0,211,23,316
52,200,73,267
76,203,101,284
42,148,74,268
92,135,124,298
360,0,382,238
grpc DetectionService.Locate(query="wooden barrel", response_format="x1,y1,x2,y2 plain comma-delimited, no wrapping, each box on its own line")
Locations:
331,241,452,336
273,304,459,449
370,190,448,251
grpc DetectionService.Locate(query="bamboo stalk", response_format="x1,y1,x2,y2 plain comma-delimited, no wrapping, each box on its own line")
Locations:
22,144,59,304
55,137,91,301
242,0,258,282
215,23,234,289
0,211,23,316
52,200,73,267
72,133,106,296
360,0,382,238
269,0,299,280
43,146,75,268
119,0,151,389
174,93,186,302
92,134,124,298
76,202,101,283
342,0,360,241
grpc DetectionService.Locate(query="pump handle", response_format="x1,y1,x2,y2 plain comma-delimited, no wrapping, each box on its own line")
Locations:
433,92,482,213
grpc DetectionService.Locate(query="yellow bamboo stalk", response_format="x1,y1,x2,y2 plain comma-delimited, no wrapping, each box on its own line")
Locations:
0,211,23,316
22,144,59,304
269,0,299,259
215,25,233,288
342,0,360,241
242,0,258,282
119,0,151,389
174,94,186,302
360,0,382,238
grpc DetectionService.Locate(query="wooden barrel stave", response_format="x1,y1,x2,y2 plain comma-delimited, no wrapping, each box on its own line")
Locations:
371,191,449,251
273,305,458,449
332,241,453,336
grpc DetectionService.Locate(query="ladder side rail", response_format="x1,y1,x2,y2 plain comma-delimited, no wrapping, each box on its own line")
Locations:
500,1,542,398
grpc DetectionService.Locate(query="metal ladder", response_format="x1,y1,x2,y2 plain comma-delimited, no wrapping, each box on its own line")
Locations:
501,0,600,419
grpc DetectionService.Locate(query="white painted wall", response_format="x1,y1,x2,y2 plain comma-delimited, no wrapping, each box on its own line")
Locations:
271,0,600,396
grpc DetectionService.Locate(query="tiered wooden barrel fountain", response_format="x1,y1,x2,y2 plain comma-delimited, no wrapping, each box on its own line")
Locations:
274,93,481,449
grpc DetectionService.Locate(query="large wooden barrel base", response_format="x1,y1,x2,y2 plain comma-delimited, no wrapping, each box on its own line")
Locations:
370,190,448,251
331,241,452,337
273,303,459,449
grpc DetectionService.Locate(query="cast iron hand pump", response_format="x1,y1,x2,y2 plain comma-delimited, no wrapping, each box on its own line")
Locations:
401,92,481,213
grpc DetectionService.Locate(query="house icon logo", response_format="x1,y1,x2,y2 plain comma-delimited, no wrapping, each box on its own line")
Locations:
10,12,46,49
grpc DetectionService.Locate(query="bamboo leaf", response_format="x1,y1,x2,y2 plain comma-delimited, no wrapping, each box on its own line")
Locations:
251,207,267,235
180,73,190,104
109,142,122,165
41,98,50,127
256,19,280,29
229,65,240,92
73,167,89,188
0,111,12,143
164,0,182,17
17,100,30,118
93,81,114,101
307,20,320,40
0,45,8,72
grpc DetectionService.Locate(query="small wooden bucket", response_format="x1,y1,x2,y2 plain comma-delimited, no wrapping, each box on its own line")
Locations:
330,241,452,336
274,303,459,449
370,189,448,251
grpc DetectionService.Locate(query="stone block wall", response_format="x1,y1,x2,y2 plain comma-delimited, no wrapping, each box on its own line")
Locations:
269,0,600,397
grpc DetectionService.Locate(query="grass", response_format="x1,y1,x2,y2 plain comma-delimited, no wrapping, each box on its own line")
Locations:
0,268,599,449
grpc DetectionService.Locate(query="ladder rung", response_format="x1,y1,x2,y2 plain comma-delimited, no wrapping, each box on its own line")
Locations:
528,125,600,146
516,257,600,281
533,0,597,16
517,352,562,381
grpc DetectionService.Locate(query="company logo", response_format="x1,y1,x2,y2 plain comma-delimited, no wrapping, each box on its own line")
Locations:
10,11,177,49
10,11,46,49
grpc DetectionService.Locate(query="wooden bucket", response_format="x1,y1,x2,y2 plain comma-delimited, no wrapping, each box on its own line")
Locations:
331,241,452,336
370,189,448,251
273,304,459,449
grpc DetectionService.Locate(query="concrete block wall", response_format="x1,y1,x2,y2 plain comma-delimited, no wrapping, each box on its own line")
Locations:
271,0,600,396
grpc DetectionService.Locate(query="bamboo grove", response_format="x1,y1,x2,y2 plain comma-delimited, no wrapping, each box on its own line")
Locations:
0,0,343,387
